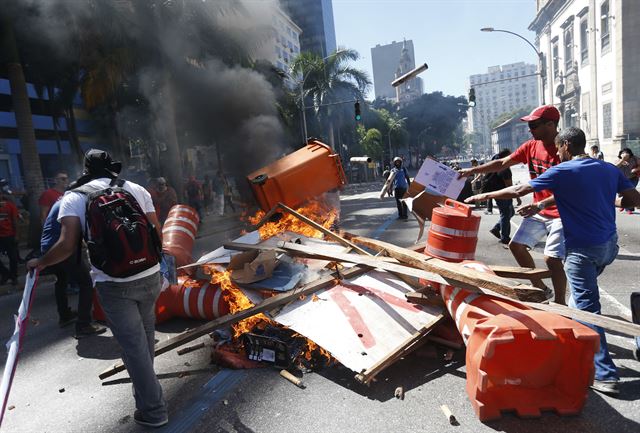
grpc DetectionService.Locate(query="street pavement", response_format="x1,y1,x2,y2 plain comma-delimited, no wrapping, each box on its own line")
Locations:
1,165,639,432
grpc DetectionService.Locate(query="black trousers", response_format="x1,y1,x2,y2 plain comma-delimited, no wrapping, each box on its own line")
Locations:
394,187,408,218
0,236,18,279
49,251,94,326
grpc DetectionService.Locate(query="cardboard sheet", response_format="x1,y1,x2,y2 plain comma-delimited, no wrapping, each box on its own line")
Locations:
414,157,465,199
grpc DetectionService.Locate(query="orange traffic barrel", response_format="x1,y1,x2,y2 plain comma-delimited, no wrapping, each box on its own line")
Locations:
162,205,200,267
156,277,231,324
440,261,600,421
247,139,347,212
425,199,480,262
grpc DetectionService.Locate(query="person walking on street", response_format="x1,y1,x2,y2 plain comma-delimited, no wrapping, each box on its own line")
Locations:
185,175,204,221
614,148,639,214
28,149,168,427
222,173,236,215
486,149,522,245
151,177,177,226
0,183,19,285
390,157,410,219
202,174,213,215
458,105,566,304
39,171,69,224
590,145,604,160
41,199,106,337
465,127,640,396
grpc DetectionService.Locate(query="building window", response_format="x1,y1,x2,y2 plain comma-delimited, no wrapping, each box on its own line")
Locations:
552,40,559,78
564,25,574,72
580,16,589,63
602,103,612,139
601,1,610,51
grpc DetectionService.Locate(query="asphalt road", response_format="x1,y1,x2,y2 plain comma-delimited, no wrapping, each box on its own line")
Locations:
1,166,639,432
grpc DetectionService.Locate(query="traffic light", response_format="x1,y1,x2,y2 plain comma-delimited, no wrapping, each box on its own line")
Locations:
354,101,361,121
468,88,476,107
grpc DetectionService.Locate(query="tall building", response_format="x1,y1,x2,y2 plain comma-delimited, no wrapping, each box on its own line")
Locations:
529,0,640,160
264,6,302,87
280,0,337,57
371,40,422,101
394,41,423,106
466,62,539,154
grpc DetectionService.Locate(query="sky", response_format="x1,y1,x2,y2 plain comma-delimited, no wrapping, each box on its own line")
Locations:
332,0,539,99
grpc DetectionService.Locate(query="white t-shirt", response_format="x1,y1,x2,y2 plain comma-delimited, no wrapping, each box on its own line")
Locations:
58,177,160,284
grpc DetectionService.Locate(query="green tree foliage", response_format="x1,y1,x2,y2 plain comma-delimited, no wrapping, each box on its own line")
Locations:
360,128,384,160
398,92,467,156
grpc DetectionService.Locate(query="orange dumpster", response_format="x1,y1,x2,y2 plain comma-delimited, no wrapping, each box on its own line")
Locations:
247,139,347,211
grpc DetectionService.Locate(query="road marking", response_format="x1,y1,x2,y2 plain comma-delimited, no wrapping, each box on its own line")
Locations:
369,211,398,239
160,369,246,433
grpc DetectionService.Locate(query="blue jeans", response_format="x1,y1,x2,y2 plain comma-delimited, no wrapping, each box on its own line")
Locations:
492,199,514,242
565,235,619,381
96,272,168,422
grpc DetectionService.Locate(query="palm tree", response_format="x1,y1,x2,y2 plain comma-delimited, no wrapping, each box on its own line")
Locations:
0,15,46,247
291,48,370,151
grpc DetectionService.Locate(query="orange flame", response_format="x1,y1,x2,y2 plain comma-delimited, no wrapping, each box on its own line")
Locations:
248,200,338,240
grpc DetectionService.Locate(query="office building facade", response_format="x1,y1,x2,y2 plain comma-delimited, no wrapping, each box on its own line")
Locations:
371,40,423,102
530,0,640,160
280,0,337,57
466,62,539,154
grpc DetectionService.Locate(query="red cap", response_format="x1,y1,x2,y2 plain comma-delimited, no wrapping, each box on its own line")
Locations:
520,105,560,122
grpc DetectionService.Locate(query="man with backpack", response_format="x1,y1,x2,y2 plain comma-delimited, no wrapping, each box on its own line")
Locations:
27,149,168,428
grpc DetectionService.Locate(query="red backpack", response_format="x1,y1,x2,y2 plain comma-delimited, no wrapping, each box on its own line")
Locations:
74,179,161,278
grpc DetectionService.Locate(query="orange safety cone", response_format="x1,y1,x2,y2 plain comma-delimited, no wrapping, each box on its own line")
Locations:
439,261,600,421
162,205,200,267
425,199,480,262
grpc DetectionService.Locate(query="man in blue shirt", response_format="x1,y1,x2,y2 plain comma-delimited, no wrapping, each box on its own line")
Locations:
465,127,640,396
42,199,106,338
390,157,411,219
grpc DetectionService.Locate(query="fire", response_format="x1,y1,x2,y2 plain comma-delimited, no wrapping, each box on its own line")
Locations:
248,200,338,240
208,268,274,338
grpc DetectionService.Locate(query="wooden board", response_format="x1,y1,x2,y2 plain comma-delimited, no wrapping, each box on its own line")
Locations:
525,301,640,337
350,236,546,302
489,265,552,280
98,265,370,380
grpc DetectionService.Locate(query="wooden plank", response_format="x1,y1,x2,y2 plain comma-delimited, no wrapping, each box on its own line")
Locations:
405,291,445,307
524,301,640,337
98,265,370,380
489,265,552,280
248,204,282,231
278,202,369,255
355,314,445,385
351,236,545,302
278,241,542,301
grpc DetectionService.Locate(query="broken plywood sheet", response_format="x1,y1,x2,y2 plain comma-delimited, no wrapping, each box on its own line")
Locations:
267,270,442,373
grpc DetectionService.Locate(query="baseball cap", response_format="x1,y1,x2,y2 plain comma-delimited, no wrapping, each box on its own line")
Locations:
83,149,122,178
520,105,560,122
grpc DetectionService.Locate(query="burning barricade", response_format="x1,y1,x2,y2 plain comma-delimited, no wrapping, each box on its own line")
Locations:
96,141,640,423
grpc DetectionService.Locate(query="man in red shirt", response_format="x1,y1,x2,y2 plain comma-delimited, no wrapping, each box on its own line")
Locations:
0,183,19,285
459,105,566,304
39,171,69,224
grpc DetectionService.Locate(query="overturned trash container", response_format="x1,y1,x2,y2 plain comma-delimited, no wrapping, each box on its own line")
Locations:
247,139,346,211
439,262,600,421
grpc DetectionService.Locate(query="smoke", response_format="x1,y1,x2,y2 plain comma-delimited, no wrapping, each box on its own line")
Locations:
10,0,290,178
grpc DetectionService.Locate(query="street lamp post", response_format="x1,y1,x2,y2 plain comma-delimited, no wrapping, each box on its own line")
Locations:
294,50,345,145
480,27,546,104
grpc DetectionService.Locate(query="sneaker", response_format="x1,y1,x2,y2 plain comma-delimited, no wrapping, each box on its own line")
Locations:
58,310,78,328
134,410,168,428
484,210,493,215
489,227,501,240
499,237,511,245
591,380,620,396
542,286,554,302
74,323,107,339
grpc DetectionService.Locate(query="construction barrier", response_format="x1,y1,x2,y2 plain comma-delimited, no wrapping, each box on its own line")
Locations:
438,262,599,421
425,199,480,262
162,205,200,267
155,276,230,323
